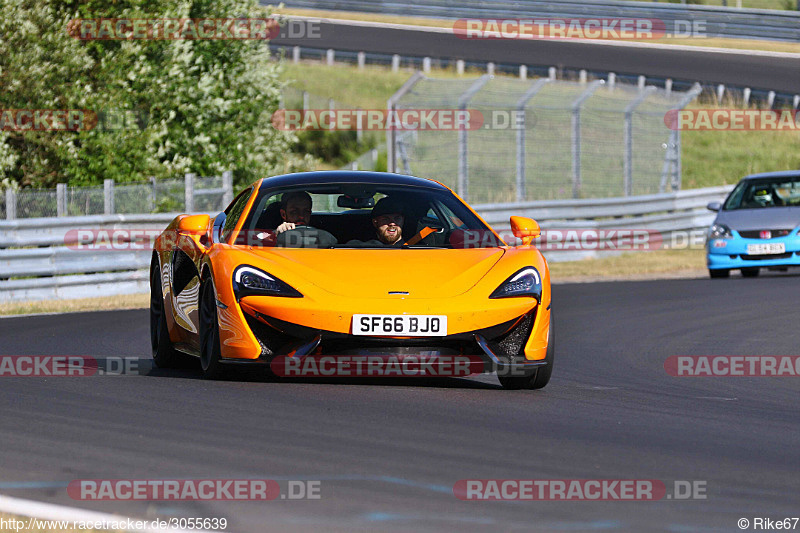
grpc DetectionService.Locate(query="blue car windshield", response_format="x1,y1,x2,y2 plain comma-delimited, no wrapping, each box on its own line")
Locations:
724,178,800,210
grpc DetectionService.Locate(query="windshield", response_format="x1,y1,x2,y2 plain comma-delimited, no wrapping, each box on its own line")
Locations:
723,178,800,210
234,183,502,248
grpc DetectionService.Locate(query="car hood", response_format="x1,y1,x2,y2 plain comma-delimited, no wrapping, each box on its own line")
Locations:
715,207,800,231
240,247,506,298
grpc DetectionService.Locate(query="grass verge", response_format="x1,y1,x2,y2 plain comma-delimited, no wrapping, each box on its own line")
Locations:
281,62,800,190
275,8,800,54
0,293,149,317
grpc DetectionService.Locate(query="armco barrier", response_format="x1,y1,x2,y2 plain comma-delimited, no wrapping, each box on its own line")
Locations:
0,185,733,302
280,0,800,41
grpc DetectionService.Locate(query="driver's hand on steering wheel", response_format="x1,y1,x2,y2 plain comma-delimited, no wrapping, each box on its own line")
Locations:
276,222,296,234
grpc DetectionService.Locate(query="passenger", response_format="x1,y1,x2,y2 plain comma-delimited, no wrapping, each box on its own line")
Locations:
346,197,406,247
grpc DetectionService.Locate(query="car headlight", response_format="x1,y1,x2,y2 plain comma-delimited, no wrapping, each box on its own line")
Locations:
233,265,302,298
490,267,542,303
708,223,733,240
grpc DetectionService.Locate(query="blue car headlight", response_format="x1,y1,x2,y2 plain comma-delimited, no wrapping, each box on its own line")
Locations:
708,224,733,240
233,265,302,299
490,267,542,303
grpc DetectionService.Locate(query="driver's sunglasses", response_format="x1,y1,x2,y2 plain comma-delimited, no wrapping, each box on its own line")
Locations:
375,214,404,225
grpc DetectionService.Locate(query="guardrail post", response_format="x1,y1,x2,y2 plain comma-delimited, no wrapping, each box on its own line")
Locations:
104,179,115,215
548,67,556,80
357,51,366,69
222,170,233,207
185,173,195,212
515,79,551,202
292,46,300,63
456,60,464,76
423,57,431,73
767,91,776,109
579,70,587,84
743,87,751,107
519,65,527,80
486,62,495,76
608,72,616,91
571,80,604,198
637,75,646,90
391,54,400,72
5,189,16,220
794,95,800,110
665,78,672,97
716,84,725,103
326,48,334,66
57,183,67,217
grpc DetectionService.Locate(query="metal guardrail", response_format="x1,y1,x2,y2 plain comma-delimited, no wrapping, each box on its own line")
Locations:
281,0,800,41
0,185,733,302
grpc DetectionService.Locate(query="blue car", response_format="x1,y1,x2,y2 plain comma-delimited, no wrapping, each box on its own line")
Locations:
707,171,800,279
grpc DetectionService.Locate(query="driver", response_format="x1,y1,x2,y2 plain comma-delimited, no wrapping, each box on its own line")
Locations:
371,197,405,246
276,191,312,234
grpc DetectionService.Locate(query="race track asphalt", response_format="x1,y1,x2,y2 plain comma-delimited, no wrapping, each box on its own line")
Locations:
0,275,798,532
270,20,800,94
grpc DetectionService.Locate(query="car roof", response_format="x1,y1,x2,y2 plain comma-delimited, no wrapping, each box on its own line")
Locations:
742,170,800,181
255,171,449,192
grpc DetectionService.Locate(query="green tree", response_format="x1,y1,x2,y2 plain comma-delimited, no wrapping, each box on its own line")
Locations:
0,0,307,188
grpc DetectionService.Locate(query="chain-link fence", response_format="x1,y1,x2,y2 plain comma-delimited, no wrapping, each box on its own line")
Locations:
3,172,232,220
389,74,701,204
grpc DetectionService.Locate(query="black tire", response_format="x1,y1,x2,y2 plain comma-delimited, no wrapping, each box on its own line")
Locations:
199,278,226,380
499,319,554,390
741,268,760,278
709,269,730,279
150,265,182,368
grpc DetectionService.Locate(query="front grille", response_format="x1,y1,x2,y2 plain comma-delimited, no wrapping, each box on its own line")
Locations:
739,252,794,261
738,229,792,239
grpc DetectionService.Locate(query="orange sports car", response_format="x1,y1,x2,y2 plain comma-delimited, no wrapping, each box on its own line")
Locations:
150,171,553,389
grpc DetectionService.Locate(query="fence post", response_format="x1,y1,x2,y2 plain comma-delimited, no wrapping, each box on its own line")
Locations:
386,71,425,173
456,75,492,200
222,170,233,207
515,79,550,202
150,176,157,211
5,189,16,220
571,80,604,198
185,173,195,212
302,90,309,112
624,87,656,196
57,183,67,217
104,179,115,215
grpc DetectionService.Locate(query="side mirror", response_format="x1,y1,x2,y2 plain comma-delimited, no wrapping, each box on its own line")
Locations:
178,214,211,234
510,216,541,246
707,201,721,212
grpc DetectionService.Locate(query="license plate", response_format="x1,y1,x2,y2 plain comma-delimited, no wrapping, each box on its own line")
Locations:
352,315,447,336
747,243,785,255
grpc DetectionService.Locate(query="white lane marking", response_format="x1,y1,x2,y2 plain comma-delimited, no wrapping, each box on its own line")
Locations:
695,396,738,401
0,494,212,533
283,15,800,59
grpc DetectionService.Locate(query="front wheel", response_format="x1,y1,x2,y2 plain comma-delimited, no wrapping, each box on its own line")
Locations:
199,278,226,380
499,319,554,390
